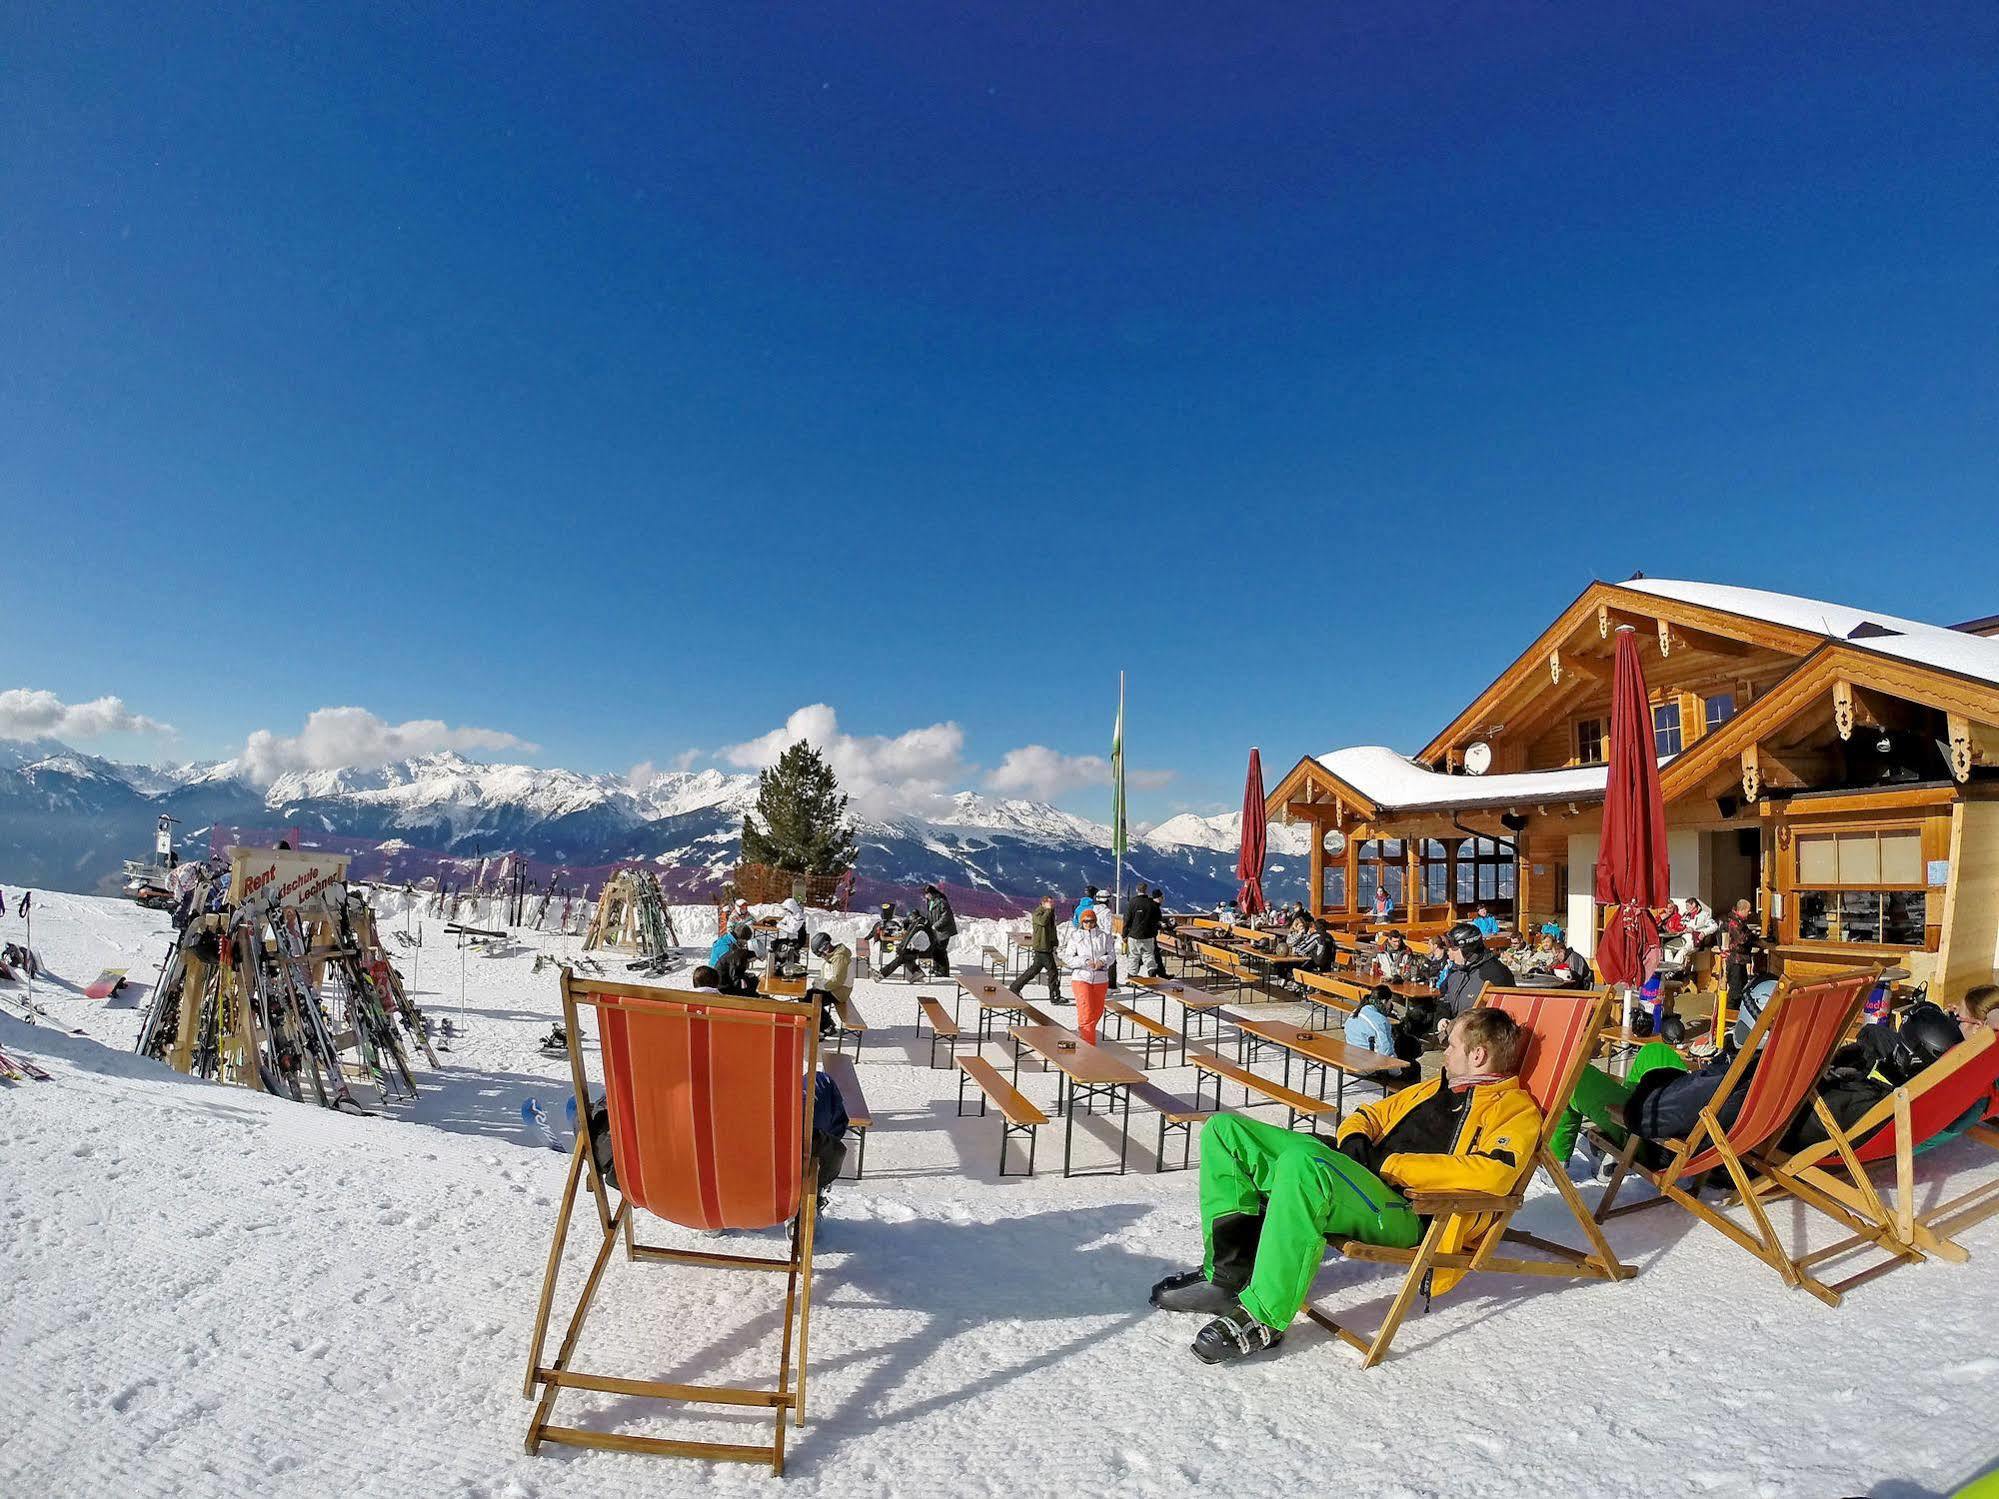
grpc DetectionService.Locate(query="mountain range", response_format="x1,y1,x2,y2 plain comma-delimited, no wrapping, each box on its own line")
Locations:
0,740,1309,915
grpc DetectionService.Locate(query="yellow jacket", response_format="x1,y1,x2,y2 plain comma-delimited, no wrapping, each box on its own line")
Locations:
1335,1075,1543,1294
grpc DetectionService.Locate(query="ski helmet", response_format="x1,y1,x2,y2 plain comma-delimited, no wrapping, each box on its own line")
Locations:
811,932,833,957
731,920,752,942
1659,1014,1687,1046
1446,921,1484,955
1882,1002,1962,1084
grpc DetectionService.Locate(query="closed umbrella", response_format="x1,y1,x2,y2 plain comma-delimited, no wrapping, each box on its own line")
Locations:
1237,748,1268,918
1594,625,1670,990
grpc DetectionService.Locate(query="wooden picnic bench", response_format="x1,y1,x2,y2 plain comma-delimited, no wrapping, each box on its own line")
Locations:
819,1053,872,1180
1105,998,1178,1068
1296,968,1366,1027
917,996,962,1068
955,1055,1047,1176
1185,1046,1338,1130
1128,1079,1216,1172
827,994,869,1059
980,944,1008,976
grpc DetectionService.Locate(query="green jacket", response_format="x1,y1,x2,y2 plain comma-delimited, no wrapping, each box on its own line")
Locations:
1030,905,1057,952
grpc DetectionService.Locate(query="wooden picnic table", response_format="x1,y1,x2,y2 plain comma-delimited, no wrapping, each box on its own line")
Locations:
1129,974,1226,1047
759,973,807,999
956,973,1046,1041
1008,1024,1150,1177
1220,1006,1405,1113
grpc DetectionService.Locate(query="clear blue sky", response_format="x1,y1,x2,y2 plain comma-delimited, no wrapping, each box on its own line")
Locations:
4,4,1995,820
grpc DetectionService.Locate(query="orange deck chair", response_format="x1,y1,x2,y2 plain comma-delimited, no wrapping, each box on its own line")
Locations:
1592,967,1879,1306
1307,986,1633,1367
523,970,823,1474
1751,1025,1999,1292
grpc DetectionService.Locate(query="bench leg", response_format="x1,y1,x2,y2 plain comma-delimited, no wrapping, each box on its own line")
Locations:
852,1126,867,1180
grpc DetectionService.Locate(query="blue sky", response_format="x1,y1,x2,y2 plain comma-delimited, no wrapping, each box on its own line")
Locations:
4,4,1995,820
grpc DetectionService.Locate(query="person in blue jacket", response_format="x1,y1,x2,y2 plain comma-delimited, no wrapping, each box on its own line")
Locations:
1348,985,1421,1087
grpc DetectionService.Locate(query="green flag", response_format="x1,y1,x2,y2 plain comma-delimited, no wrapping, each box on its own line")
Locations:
1111,683,1127,862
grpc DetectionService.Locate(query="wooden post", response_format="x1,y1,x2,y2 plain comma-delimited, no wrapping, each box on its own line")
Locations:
1405,839,1422,921
1308,827,1326,919
1343,838,1360,916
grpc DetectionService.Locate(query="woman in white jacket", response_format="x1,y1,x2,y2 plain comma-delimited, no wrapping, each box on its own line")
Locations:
1060,905,1117,1044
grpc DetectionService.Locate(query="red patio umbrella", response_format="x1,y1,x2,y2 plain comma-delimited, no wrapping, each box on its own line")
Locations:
1594,625,1670,988
1237,748,1268,917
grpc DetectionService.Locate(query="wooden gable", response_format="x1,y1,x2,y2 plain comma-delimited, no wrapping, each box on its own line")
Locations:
1418,581,1825,777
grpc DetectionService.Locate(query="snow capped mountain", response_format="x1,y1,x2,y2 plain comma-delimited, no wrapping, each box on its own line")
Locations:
0,739,1305,912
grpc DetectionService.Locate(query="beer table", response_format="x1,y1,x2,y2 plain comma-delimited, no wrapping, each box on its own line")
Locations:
956,973,1044,1044
1219,1006,1406,1112
1008,1024,1149,1177
1128,974,1227,1051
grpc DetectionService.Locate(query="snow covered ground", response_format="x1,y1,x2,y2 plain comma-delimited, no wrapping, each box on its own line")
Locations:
1,887,1994,1497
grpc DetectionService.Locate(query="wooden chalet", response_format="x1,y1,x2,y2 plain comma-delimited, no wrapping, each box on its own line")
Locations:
1268,578,1999,994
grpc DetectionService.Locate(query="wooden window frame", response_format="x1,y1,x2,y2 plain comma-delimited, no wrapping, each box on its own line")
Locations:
1573,716,1606,767
1653,701,1683,757
1784,819,1936,951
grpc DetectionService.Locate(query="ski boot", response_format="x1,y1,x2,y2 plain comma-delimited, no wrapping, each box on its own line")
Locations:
538,1024,568,1057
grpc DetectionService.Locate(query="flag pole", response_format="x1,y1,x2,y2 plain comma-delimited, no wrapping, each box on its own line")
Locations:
1114,670,1125,933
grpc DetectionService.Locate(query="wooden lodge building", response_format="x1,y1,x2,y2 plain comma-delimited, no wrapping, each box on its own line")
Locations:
1266,578,1999,997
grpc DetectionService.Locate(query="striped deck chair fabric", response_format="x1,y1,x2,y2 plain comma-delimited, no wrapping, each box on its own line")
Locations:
599,993,811,1230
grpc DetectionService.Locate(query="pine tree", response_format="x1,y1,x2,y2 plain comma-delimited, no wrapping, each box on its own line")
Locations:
740,742,859,876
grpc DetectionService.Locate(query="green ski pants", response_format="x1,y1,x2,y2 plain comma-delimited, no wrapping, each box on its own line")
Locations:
1198,1112,1422,1332
1546,1041,1689,1165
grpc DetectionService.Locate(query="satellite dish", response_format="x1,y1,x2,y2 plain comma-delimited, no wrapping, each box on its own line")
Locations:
1463,742,1493,776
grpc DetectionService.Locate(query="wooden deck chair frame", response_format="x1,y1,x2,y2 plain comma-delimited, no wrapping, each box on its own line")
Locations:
1307,986,1633,1368
1748,1025,1999,1293
1591,966,1879,1307
523,971,822,1475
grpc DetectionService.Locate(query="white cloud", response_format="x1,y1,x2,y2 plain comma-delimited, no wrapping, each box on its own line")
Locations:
987,745,1175,800
240,707,536,784
987,745,1109,800
721,704,967,819
0,688,174,742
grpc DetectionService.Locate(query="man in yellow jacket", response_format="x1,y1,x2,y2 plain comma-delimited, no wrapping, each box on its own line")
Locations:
1150,1007,1541,1363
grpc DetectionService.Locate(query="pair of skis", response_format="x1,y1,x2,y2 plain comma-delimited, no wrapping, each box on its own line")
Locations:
0,1044,52,1082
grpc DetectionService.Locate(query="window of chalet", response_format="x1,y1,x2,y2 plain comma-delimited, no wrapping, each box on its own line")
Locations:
1653,701,1683,757
1704,693,1736,734
1354,838,1405,911
1419,839,1451,905
1321,863,1346,911
1454,837,1516,905
1574,717,1606,765
1793,827,1928,947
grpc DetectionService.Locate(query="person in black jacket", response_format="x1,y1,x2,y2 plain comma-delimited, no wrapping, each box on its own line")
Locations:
922,883,957,977
1535,925,1595,990
1430,920,1515,1037
1125,883,1163,978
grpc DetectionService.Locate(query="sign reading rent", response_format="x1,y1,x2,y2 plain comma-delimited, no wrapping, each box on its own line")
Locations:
229,846,352,912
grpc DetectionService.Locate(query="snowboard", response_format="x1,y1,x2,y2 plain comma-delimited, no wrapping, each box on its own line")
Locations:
84,968,129,1000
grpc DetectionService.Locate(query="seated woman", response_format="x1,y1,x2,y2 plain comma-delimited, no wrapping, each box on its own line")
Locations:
1346,984,1422,1088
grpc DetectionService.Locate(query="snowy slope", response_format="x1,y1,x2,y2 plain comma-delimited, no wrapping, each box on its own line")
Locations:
1,888,1994,1497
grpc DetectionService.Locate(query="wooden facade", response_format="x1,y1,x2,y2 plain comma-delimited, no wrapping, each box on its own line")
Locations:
1269,581,1999,997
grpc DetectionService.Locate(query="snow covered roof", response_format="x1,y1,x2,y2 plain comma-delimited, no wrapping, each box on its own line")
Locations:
1309,745,1641,813
1620,578,1999,691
